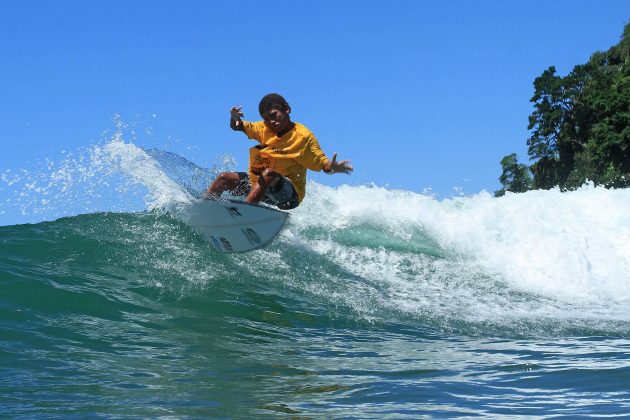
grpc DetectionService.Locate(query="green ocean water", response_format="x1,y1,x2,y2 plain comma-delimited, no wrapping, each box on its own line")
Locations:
2,141,630,417
2,207,630,418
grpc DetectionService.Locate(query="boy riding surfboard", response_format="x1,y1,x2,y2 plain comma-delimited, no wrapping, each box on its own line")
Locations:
203,93,353,208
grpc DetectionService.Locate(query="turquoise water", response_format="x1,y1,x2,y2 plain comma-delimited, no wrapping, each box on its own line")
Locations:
2,140,630,418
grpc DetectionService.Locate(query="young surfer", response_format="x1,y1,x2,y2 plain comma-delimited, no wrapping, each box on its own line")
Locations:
203,93,353,209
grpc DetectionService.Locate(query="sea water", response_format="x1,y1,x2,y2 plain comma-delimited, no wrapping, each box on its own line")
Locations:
1,138,629,418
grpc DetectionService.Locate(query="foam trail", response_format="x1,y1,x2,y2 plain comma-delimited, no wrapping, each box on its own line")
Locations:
91,136,193,210
0,131,194,224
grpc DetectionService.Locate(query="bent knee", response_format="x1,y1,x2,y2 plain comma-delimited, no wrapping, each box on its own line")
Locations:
217,172,240,182
261,169,281,180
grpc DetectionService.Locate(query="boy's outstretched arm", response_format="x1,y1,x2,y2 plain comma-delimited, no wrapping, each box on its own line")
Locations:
229,106,245,131
324,153,353,175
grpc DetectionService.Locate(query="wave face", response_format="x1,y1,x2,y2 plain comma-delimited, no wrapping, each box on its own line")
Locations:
2,139,630,417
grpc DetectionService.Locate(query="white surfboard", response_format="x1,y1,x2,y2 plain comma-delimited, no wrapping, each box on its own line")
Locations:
184,199,289,253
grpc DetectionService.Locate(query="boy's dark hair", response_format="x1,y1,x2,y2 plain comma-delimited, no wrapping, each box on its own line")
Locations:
259,93,290,116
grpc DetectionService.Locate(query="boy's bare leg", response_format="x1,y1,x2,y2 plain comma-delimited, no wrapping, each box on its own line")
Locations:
203,172,247,200
245,170,280,204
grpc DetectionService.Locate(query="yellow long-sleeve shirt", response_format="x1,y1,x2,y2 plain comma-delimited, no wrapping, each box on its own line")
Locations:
242,121,329,203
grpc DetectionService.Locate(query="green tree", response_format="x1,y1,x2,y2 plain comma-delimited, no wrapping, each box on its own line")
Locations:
495,153,532,197
504,21,630,192
579,31,630,188
526,65,590,189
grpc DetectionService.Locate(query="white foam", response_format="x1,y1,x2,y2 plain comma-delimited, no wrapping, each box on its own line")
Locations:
434,186,630,301
287,182,630,323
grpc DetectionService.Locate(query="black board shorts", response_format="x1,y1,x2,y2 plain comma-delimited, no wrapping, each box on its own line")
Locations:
237,172,300,210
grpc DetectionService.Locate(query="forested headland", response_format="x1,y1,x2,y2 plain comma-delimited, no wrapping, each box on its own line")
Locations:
496,22,630,196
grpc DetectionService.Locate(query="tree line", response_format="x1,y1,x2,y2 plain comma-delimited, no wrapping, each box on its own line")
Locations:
496,22,630,197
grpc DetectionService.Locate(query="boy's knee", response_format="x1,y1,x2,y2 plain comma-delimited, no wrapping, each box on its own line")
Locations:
217,172,238,182
261,169,280,181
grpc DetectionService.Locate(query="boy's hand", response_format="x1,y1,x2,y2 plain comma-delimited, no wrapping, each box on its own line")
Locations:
230,106,244,121
326,153,353,175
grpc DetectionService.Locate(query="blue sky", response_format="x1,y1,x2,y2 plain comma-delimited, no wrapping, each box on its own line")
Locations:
1,1,628,223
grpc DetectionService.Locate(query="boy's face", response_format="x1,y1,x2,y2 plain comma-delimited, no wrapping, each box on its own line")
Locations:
262,107,291,135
